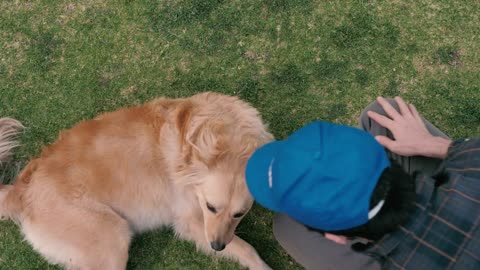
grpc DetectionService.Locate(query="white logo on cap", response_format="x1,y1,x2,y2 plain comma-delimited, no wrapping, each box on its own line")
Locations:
268,158,275,189
368,200,385,220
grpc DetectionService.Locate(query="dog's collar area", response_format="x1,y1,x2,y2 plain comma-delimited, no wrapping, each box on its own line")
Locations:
368,199,385,220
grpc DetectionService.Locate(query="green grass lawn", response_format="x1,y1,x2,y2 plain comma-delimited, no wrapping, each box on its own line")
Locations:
1,0,479,269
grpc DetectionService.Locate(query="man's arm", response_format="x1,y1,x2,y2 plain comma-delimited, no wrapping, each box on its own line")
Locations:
367,96,452,159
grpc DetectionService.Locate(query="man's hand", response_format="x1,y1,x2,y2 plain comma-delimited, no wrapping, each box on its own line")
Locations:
325,233,347,245
367,96,452,159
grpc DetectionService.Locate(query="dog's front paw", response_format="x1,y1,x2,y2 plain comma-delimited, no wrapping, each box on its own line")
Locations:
249,260,272,270
260,261,273,270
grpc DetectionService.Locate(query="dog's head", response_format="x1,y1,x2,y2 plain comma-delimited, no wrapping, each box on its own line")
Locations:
194,166,253,251
173,95,273,251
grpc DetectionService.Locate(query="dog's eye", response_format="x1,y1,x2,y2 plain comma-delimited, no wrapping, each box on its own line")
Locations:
233,213,244,219
206,202,217,213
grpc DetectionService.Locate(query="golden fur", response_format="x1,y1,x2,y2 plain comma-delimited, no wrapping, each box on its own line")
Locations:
0,92,273,270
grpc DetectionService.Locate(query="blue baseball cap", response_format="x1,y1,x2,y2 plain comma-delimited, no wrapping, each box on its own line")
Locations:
245,121,390,231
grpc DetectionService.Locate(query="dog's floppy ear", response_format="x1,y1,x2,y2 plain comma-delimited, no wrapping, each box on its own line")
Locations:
236,134,267,163
190,120,228,166
175,101,226,166
175,98,274,168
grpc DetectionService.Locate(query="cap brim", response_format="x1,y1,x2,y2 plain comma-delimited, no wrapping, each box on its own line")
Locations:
245,141,283,211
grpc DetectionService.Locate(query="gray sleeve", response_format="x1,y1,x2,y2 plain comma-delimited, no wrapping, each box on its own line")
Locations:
273,213,381,270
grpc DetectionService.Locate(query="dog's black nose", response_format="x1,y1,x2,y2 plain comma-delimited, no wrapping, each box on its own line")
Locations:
210,241,226,251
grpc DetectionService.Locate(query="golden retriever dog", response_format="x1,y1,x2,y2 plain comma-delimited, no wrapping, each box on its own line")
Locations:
0,92,274,270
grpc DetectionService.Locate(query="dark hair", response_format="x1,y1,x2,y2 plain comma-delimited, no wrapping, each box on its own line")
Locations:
307,163,416,241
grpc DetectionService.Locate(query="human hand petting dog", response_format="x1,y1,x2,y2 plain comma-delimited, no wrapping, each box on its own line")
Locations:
367,96,452,159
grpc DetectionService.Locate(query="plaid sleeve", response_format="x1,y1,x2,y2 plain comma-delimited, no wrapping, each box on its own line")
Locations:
435,138,480,270
437,138,480,179
371,138,480,270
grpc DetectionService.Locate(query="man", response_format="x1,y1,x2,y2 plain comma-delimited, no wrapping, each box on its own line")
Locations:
246,97,479,269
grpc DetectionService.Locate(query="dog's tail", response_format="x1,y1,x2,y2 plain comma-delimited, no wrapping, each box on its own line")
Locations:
0,117,23,220
0,117,23,165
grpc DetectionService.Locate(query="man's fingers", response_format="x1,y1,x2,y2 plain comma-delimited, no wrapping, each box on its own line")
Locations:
408,103,422,121
394,96,411,117
367,110,394,130
374,135,396,151
376,97,401,120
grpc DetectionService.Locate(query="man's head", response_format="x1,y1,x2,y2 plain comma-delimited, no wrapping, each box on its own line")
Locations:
308,164,416,242
245,121,416,241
